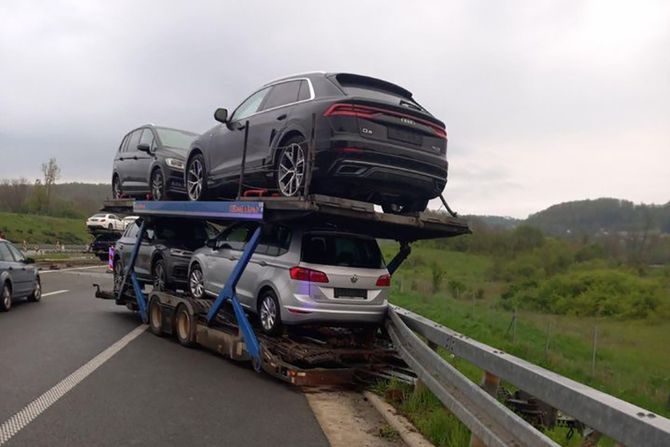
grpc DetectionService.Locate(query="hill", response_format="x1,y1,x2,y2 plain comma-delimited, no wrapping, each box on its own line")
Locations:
525,198,670,236
0,212,89,244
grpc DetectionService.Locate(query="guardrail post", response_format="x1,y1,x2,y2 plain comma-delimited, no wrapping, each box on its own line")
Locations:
414,340,439,396
470,371,502,447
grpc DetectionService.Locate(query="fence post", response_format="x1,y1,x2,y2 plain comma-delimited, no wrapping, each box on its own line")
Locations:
470,371,502,447
591,324,598,376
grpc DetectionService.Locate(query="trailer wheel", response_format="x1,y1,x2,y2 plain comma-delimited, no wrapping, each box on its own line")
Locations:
175,305,196,347
149,297,163,336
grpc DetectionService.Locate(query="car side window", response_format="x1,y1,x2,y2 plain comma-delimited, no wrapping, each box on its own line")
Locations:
139,129,156,151
217,224,253,251
119,135,130,153
258,225,292,257
6,243,25,262
124,223,138,238
260,81,302,111
127,130,141,152
297,80,311,102
231,87,271,122
0,243,12,262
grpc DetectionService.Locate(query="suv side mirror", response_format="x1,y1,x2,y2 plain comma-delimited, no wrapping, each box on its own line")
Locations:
137,143,151,153
214,108,228,123
24,257,35,264
206,239,217,249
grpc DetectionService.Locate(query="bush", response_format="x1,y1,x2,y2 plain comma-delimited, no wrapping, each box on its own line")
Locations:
504,269,665,318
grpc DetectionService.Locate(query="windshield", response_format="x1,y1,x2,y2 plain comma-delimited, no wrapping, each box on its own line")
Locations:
301,232,385,269
92,214,106,218
156,128,198,149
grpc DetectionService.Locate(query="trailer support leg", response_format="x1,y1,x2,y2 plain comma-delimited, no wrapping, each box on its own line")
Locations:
117,218,148,323
387,241,411,275
207,226,262,370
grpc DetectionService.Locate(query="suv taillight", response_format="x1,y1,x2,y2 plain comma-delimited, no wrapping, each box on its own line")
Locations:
376,274,391,287
289,266,329,283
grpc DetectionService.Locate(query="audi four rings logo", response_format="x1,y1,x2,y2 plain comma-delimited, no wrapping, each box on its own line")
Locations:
400,117,415,125
350,274,359,283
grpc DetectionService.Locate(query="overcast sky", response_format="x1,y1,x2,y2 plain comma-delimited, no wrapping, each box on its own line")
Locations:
1,0,668,217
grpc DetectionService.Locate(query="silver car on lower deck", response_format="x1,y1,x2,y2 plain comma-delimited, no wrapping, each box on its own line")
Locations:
188,223,390,334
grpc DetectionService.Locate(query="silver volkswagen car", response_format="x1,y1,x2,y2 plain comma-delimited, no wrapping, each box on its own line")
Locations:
188,223,390,334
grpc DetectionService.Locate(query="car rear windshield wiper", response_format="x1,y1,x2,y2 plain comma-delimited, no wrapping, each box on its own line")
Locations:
399,99,423,112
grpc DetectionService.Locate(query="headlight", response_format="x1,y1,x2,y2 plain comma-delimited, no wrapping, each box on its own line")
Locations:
169,248,192,258
165,158,185,170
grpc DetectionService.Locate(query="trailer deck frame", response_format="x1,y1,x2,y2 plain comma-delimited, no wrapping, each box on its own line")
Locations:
95,196,470,384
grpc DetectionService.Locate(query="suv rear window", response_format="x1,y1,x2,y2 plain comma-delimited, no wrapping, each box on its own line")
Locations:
301,233,384,269
334,73,423,110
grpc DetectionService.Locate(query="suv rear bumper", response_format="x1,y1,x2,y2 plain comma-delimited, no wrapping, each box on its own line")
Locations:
313,135,447,203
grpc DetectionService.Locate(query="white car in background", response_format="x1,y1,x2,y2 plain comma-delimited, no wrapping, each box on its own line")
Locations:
122,216,139,229
86,213,124,231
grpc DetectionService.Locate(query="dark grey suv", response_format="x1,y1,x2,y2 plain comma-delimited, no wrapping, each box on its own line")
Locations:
185,72,448,213
112,125,199,200
0,238,41,312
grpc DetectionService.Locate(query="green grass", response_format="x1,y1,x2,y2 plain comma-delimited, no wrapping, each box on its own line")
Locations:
0,212,90,244
377,244,670,446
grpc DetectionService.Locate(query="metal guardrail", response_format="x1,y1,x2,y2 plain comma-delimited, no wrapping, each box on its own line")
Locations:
388,305,670,447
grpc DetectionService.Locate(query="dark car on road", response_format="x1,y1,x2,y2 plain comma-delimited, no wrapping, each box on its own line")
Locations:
0,238,41,311
185,72,448,213
89,232,121,261
113,219,216,294
112,124,199,200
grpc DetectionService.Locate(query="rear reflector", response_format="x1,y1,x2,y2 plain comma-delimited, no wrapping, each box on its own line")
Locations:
289,266,329,283
287,308,312,314
376,274,391,287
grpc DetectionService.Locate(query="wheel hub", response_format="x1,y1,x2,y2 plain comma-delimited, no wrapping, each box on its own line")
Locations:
278,143,305,197
187,159,203,200
260,297,277,331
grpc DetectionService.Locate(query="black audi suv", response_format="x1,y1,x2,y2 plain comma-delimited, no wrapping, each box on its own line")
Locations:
112,218,217,294
112,124,199,200
185,72,448,213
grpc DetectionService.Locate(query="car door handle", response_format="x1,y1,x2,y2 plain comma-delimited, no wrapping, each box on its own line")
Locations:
276,114,287,121
257,260,267,267
133,156,138,160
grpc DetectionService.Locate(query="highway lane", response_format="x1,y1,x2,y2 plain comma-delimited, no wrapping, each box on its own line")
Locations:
0,267,328,446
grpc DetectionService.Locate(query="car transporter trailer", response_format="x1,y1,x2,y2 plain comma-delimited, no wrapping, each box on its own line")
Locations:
93,194,470,386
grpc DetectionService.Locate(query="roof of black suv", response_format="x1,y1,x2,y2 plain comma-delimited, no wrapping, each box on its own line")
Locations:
264,72,413,99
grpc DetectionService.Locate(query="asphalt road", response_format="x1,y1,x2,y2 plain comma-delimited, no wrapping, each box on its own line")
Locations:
0,267,329,446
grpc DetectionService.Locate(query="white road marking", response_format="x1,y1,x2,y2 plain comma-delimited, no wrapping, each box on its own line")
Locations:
41,290,68,297
40,265,105,274
0,324,148,445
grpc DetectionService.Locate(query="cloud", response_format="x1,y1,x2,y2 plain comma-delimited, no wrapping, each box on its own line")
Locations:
1,0,668,217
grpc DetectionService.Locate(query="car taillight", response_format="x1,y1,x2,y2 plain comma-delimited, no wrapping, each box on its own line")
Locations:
324,103,447,140
323,103,379,119
376,274,391,287
289,266,329,283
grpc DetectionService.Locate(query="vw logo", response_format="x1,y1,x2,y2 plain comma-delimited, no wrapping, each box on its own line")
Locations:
350,274,359,284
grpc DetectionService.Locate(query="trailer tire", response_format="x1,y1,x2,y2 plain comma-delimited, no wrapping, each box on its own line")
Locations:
175,304,196,347
149,297,163,336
